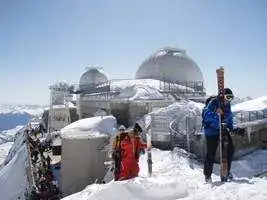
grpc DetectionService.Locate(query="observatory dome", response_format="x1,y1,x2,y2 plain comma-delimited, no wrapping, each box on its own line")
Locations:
135,47,204,83
79,68,108,90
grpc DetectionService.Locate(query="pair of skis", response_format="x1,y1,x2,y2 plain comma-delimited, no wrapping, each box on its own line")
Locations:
216,67,229,182
146,128,152,177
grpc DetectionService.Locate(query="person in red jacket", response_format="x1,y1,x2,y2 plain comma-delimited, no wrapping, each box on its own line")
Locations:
113,123,149,181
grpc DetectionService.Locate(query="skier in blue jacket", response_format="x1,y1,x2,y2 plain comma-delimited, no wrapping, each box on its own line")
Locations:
202,88,234,183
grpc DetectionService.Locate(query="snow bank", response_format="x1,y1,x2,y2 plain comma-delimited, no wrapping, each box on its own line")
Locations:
4,128,26,164
61,116,117,139
150,100,204,116
0,144,28,200
137,100,204,134
0,142,13,167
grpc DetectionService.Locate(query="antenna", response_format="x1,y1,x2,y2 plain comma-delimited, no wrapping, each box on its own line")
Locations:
84,64,103,71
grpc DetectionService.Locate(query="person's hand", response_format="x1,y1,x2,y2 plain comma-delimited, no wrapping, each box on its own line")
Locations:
216,108,224,115
147,145,152,151
233,127,246,137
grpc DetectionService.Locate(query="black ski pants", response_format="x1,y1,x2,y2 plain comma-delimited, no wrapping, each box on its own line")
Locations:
203,132,234,177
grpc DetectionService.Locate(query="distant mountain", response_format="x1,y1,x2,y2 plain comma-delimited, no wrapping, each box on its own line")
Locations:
231,96,253,105
0,104,47,131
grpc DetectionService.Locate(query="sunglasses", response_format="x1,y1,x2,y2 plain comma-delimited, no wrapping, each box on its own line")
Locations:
224,94,234,100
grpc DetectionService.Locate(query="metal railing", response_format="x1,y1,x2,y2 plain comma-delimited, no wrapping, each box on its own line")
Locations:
69,79,205,97
234,110,267,123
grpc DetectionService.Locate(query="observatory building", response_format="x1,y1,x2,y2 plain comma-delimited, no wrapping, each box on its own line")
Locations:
79,67,108,91
73,47,205,125
77,67,109,118
135,47,204,84
47,47,206,129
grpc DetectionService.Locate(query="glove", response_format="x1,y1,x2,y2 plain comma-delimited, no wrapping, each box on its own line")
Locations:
233,127,246,137
139,148,145,155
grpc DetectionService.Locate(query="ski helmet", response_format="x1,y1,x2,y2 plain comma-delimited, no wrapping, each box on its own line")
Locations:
224,88,233,95
118,125,126,131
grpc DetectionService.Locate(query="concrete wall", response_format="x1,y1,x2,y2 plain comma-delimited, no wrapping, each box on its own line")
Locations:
60,136,109,197
78,96,110,119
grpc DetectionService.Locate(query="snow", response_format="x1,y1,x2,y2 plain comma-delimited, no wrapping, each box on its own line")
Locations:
232,95,267,112
61,116,117,139
0,126,24,167
60,96,267,200
150,100,203,117
0,144,28,200
63,148,267,200
117,85,165,100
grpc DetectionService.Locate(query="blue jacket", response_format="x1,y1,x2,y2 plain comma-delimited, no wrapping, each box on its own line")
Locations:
203,97,233,137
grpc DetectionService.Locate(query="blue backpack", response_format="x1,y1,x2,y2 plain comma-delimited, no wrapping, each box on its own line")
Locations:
201,96,217,128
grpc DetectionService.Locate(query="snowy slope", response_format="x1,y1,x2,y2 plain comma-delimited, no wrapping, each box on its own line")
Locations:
63,148,267,200
61,107,267,200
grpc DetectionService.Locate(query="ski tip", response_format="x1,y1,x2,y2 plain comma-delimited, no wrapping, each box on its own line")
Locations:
216,67,224,72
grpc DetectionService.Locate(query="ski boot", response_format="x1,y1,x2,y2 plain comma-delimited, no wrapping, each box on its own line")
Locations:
221,172,233,182
205,176,212,184
220,176,227,182
226,172,233,181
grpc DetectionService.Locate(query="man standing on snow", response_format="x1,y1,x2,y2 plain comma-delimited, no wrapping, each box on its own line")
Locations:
112,123,149,181
111,125,127,181
202,88,235,183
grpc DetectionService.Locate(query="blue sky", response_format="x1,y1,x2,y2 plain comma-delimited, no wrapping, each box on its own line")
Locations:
0,0,266,104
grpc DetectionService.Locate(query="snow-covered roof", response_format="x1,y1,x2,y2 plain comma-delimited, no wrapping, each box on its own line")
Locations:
61,116,117,139
93,78,196,101
232,95,267,112
109,79,194,92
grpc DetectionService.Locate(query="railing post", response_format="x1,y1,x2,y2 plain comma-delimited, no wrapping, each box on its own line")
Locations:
186,117,190,152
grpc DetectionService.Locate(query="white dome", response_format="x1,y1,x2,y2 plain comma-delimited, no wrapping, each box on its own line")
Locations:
79,68,108,90
135,47,204,83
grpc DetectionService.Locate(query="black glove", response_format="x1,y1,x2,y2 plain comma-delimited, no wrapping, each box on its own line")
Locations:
233,127,246,137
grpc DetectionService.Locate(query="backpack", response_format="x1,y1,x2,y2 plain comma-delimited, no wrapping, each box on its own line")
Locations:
201,95,217,128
